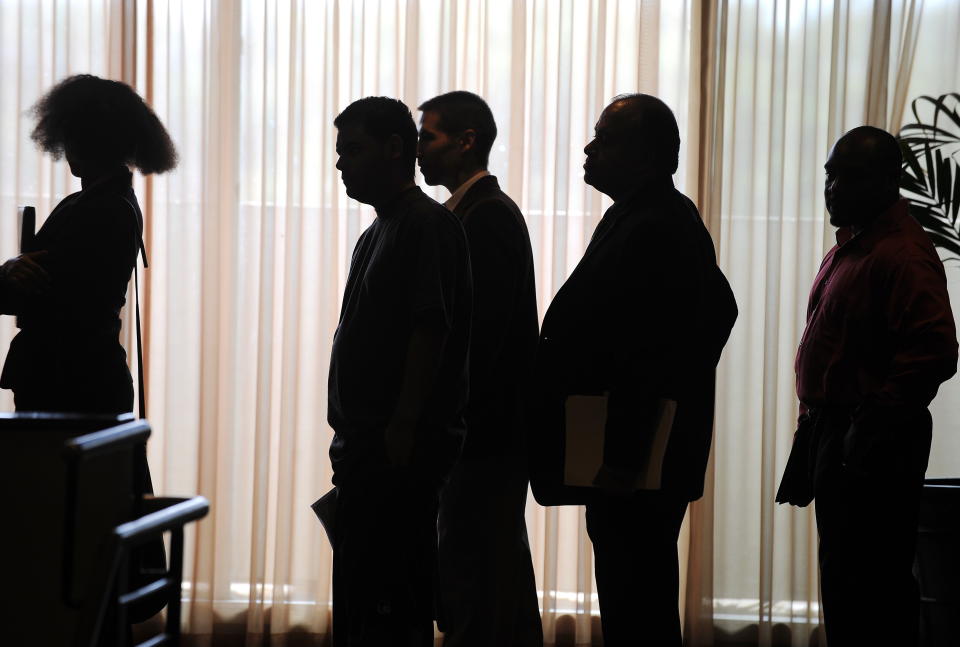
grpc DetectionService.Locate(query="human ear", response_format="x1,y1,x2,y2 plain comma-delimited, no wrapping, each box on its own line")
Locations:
386,133,404,160
459,129,477,153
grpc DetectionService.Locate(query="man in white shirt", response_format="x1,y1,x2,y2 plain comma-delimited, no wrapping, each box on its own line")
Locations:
417,91,543,647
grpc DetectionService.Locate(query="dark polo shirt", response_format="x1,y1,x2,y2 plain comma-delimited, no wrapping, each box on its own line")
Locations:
328,186,472,485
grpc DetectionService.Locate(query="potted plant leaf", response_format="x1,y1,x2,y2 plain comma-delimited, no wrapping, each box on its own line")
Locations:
898,92,960,261
898,92,960,647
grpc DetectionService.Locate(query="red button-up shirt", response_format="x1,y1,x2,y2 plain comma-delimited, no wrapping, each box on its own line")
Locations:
796,198,958,412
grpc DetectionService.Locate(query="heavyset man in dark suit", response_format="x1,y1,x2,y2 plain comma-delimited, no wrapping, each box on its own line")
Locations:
778,126,958,646
533,94,737,645
417,91,543,647
329,96,473,647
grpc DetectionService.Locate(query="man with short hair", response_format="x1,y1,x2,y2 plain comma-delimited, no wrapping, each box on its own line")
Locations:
532,94,737,645
329,96,473,647
417,90,543,647
778,126,958,646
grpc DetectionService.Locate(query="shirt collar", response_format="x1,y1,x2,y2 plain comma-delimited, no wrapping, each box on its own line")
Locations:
444,170,490,211
835,198,907,249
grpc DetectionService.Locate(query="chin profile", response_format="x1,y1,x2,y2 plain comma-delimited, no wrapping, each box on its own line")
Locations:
827,211,852,228
419,168,438,187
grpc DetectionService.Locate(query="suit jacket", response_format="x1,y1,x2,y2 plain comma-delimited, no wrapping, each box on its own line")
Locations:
452,175,540,460
531,177,737,503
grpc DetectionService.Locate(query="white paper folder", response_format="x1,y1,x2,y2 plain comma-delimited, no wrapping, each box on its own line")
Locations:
563,394,677,491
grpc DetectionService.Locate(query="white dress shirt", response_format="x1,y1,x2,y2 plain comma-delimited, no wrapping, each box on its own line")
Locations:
443,170,490,211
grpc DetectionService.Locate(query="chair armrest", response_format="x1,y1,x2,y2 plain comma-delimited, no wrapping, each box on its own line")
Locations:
140,496,192,516
115,497,210,546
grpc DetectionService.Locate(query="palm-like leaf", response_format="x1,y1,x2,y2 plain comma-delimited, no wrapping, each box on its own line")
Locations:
897,93,960,263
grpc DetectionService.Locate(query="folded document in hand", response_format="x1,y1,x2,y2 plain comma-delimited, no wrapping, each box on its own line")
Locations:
563,394,677,491
311,487,338,547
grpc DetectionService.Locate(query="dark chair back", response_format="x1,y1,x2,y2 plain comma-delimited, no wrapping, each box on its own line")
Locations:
0,413,135,646
62,420,153,606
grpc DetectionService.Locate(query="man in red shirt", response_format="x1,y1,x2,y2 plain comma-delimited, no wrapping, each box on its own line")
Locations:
778,126,957,646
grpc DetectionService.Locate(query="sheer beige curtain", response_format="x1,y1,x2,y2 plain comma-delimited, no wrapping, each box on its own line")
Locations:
134,1,695,645
686,1,959,645
7,1,957,645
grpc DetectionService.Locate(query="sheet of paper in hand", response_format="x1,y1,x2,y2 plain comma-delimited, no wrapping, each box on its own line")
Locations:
563,394,677,491
310,487,338,547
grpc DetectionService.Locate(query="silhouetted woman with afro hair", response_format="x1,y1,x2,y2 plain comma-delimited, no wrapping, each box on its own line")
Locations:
0,74,177,415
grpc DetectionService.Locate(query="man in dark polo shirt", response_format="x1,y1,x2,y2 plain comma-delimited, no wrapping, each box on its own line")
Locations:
417,91,542,647
777,126,957,646
328,96,472,647
532,94,736,646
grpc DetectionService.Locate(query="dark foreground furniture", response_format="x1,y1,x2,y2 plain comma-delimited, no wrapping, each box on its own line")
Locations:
916,478,960,647
0,413,135,646
0,413,207,647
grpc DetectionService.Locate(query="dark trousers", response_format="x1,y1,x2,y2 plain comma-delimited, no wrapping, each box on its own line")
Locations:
437,453,543,647
813,407,931,647
332,465,439,647
585,491,688,646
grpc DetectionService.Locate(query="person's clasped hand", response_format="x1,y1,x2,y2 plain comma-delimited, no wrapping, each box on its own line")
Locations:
0,251,51,296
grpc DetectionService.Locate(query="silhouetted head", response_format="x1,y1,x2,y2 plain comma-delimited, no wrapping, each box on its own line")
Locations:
31,74,178,179
583,94,680,201
416,91,497,191
334,97,418,206
824,126,902,228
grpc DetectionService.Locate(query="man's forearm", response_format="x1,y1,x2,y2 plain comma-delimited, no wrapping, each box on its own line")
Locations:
871,351,959,409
